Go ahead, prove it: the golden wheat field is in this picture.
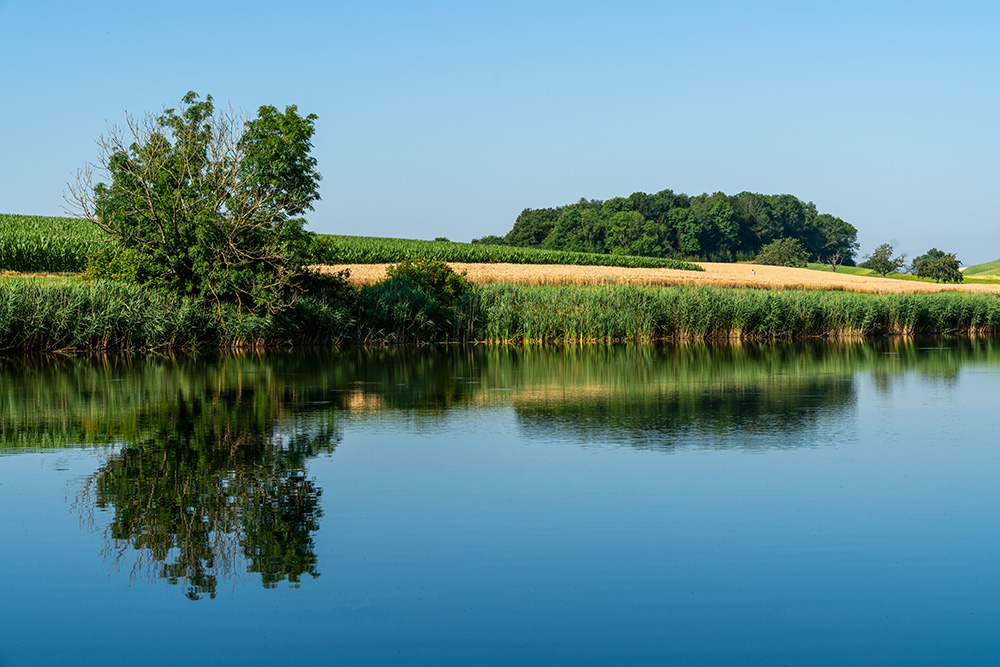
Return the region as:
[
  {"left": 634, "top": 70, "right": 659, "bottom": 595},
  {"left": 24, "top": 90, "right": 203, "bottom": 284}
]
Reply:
[{"left": 315, "top": 262, "right": 1000, "bottom": 295}]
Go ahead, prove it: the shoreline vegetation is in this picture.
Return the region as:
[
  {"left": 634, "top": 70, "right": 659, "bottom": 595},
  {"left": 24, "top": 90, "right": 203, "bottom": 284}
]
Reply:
[
  {"left": 5, "top": 213, "right": 1000, "bottom": 352},
  {"left": 4, "top": 276, "right": 1000, "bottom": 352}
]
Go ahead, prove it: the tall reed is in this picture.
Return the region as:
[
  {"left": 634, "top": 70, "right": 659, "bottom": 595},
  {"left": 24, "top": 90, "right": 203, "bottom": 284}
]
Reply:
[
  {"left": 462, "top": 284, "right": 1000, "bottom": 342},
  {"left": 5, "top": 279, "right": 1000, "bottom": 351},
  {"left": 0, "top": 279, "right": 353, "bottom": 352}
]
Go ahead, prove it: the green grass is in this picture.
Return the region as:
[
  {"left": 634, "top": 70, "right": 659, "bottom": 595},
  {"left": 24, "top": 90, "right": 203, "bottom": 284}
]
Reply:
[
  {"left": 963, "top": 258, "right": 1000, "bottom": 277},
  {"left": 804, "top": 262, "right": 1000, "bottom": 284},
  {"left": 806, "top": 263, "right": 875, "bottom": 276},
  {"left": 0, "top": 213, "right": 106, "bottom": 272},
  {"left": 308, "top": 234, "right": 704, "bottom": 271}
]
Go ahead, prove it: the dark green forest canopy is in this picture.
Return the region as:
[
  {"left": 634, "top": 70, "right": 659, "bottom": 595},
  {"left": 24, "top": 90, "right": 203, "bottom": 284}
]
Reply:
[{"left": 484, "top": 190, "right": 859, "bottom": 264}]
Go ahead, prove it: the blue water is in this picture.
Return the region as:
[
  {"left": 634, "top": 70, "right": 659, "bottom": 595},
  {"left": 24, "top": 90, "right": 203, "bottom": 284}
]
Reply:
[{"left": 2, "top": 342, "right": 1000, "bottom": 665}]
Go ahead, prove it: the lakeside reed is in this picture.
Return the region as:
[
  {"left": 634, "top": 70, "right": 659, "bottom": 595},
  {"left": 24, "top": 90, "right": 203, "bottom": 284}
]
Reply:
[
  {"left": 3, "top": 279, "right": 1000, "bottom": 352},
  {"left": 463, "top": 284, "right": 1000, "bottom": 342},
  {"left": 0, "top": 279, "right": 352, "bottom": 352}
]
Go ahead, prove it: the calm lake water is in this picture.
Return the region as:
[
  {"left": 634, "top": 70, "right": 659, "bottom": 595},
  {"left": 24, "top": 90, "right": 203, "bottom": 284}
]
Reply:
[{"left": 3, "top": 340, "right": 1000, "bottom": 665}]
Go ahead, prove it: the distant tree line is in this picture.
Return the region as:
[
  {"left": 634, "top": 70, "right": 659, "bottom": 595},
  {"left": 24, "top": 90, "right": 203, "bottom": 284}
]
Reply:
[{"left": 475, "top": 190, "right": 860, "bottom": 264}]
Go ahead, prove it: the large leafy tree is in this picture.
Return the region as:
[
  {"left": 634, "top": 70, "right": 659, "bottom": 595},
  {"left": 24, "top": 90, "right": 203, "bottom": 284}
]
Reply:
[
  {"left": 69, "top": 92, "right": 321, "bottom": 313},
  {"left": 813, "top": 213, "right": 860, "bottom": 265},
  {"left": 913, "top": 249, "right": 963, "bottom": 283}
]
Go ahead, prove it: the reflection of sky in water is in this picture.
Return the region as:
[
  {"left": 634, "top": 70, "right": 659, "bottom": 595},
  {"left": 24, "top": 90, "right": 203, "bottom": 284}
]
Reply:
[{"left": 3, "top": 341, "right": 1000, "bottom": 665}]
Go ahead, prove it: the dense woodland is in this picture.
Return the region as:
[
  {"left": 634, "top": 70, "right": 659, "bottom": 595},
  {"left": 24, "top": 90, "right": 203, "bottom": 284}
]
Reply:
[{"left": 477, "top": 190, "right": 860, "bottom": 264}]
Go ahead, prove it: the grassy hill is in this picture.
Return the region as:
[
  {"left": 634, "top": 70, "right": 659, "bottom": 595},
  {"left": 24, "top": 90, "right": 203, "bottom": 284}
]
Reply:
[{"left": 963, "top": 258, "right": 1000, "bottom": 278}]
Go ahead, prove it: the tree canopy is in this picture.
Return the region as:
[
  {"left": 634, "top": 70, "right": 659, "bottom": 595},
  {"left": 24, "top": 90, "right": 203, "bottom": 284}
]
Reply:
[
  {"left": 69, "top": 92, "right": 321, "bottom": 314},
  {"left": 755, "top": 238, "right": 810, "bottom": 267},
  {"left": 484, "top": 190, "right": 859, "bottom": 264},
  {"left": 861, "top": 243, "right": 906, "bottom": 277},
  {"left": 913, "top": 249, "right": 963, "bottom": 283}
]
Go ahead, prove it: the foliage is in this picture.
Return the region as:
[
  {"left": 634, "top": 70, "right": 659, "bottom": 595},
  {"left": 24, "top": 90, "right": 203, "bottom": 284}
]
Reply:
[
  {"left": 909, "top": 247, "right": 947, "bottom": 274},
  {"left": 385, "top": 257, "right": 470, "bottom": 307},
  {"left": 82, "top": 243, "right": 147, "bottom": 282},
  {"left": 497, "top": 190, "right": 859, "bottom": 264},
  {"left": 355, "top": 259, "right": 474, "bottom": 344},
  {"left": 355, "top": 275, "right": 451, "bottom": 344},
  {"left": 755, "top": 238, "right": 809, "bottom": 267},
  {"left": 67, "top": 92, "right": 321, "bottom": 314},
  {"left": 308, "top": 234, "right": 703, "bottom": 271},
  {"left": 0, "top": 213, "right": 105, "bottom": 272},
  {"left": 915, "top": 252, "right": 963, "bottom": 283},
  {"left": 471, "top": 234, "right": 507, "bottom": 245},
  {"left": 860, "top": 243, "right": 906, "bottom": 277}
]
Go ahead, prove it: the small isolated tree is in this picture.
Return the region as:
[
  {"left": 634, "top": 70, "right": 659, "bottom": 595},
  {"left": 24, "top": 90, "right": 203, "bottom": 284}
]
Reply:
[
  {"left": 915, "top": 252, "right": 963, "bottom": 283},
  {"left": 825, "top": 250, "right": 846, "bottom": 272},
  {"left": 68, "top": 91, "right": 321, "bottom": 314},
  {"left": 861, "top": 243, "right": 906, "bottom": 277},
  {"left": 755, "top": 238, "right": 809, "bottom": 267}
]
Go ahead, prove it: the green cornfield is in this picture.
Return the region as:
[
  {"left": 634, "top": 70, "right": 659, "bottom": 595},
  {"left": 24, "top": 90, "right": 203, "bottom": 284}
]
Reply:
[
  {"left": 0, "top": 213, "right": 107, "bottom": 272},
  {"left": 2, "top": 213, "right": 704, "bottom": 274},
  {"left": 308, "top": 234, "right": 704, "bottom": 271}
]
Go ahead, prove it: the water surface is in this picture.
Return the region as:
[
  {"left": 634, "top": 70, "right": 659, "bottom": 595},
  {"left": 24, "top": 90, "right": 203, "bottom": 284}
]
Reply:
[{"left": 2, "top": 340, "right": 1000, "bottom": 665}]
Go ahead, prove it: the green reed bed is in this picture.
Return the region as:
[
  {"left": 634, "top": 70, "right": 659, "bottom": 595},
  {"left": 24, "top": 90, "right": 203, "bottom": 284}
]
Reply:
[
  {"left": 0, "top": 279, "right": 214, "bottom": 351},
  {"left": 466, "top": 284, "right": 1000, "bottom": 342},
  {"left": 6, "top": 279, "right": 1000, "bottom": 351},
  {"left": 0, "top": 279, "right": 353, "bottom": 352}
]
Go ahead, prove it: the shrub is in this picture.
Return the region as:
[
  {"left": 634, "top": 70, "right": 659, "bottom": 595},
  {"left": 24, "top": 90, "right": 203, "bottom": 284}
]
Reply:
[
  {"left": 756, "top": 238, "right": 809, "bottom": 267},
  {"left": 82, "top": 243, "right": 147, "bottom": 283},
  {"left": 385, "top": 258, "right": 470, "bottom": 307},
  {"left": 356, "top": 276, "right": 448, "bottom": 344}
]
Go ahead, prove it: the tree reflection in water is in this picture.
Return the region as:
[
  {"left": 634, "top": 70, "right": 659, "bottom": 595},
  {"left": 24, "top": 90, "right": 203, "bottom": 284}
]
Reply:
[
  {"left": 53, "top": 355, "right": 342, "bottom": 600},
  {"left": 80, "top": 429, "right": 326, "bottom": 600}
]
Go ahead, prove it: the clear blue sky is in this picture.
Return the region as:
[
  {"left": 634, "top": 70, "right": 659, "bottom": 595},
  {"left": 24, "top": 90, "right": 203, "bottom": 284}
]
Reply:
[{"left": 1, "top": 0, "right": 998, "bottom": 263}]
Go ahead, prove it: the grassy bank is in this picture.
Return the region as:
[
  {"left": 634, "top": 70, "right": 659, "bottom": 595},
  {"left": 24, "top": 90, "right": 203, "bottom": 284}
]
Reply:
[{"left": 5, "top": 278, "right": 1000, "bottom": 351}]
